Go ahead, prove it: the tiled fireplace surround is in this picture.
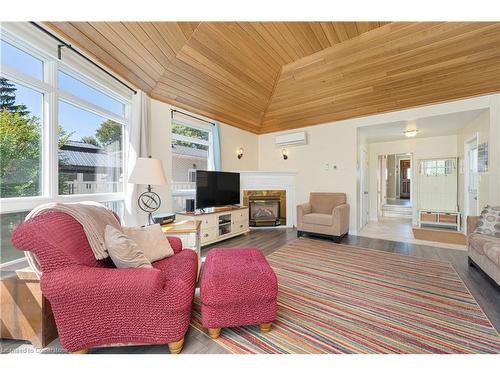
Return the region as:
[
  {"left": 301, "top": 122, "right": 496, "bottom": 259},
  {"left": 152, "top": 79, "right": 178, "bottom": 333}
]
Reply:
[{"left": 239, "top": 171, "right": 297, "bottom": 228}]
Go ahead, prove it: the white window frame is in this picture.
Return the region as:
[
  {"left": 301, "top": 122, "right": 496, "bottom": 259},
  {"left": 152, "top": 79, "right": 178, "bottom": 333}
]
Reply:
[{"left": 0, "top": 23, "right": 133, "bottom": 214}]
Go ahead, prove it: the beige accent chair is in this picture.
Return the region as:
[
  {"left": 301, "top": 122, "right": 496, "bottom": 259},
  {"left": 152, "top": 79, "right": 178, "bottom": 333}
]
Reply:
[
  {"left": 467, "top": 216, "right": 500, "bottom": 287},
  {"left": 297, "top": 192, "right": 349, "bottom": 242}
]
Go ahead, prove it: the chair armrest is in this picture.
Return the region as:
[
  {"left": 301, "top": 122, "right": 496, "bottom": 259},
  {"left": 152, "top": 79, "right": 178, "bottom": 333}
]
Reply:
[
  {"left": 297, "top": 203, "right": 312, "bottom": 216},
  {"left": 332, "top": 204, "right": 350, "bottom": 236},
  {"left": 467, "top": 216, "right": 480, "bottom": 236},
  {"left": 41, "top": 265, "right": 166, "bottom": 301},
  {"left": 297, "top": 203, "right": 312, "bottom": 229},
  {"left": 167, "top": 236, "right": 183, "bottom": 254},
  {"left": 41, "top": 265, "right": 195, "bottom": 312}
]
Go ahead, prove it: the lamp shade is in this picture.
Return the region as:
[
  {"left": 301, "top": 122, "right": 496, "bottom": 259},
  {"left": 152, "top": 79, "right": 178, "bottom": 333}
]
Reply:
[{"left": 128, "top": 157, "right": 167, "bottom": 185}]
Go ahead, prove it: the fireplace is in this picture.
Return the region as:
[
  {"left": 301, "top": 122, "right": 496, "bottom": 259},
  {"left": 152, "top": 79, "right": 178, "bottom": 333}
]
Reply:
[
  {"left": 243, "top": 190, "right": 286, "bottom": 227},
  {"left": 249, "top": 197, "right": 281, "bottom": 226}
]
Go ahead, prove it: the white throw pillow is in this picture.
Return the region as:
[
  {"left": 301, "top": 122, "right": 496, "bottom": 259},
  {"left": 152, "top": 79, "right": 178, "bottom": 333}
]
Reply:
[
  {"left": 104, "top": 225, "right": 152, "bottom": 269},
  {"left": 122, "top": 223, "right": 174, "bottom": 262}
]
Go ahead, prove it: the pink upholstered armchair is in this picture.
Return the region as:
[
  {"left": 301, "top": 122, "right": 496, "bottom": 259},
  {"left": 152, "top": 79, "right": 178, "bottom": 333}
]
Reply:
[{"left": 11, "top": 211, "right": 198, "bottom": 354}]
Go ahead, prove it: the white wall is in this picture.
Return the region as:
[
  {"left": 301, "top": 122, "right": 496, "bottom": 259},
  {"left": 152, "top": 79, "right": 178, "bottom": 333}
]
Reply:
[
  {"left": 219, "top": 123, "right": 259, "bottom": 172},
  {"left": 258, "top": 122, "right": 359, "bottom": 232},
  {"left": 150, "top": 98, "right": 259, "bottom": 214},
  {"left": 368, "top": 135, "right": 458, "bottom": 223}
]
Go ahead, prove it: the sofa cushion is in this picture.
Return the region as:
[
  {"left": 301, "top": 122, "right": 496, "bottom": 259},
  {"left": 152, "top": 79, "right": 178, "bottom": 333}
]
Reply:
[
  {"left": 474, "top": 205, "right": 500, "bottom": 238},
  {"left": 484, "top": 242, "right": 500, "bottom": 266},
  {"left": 303, "top": 213, "right": 334, "bottom": 226},
  {"left": 104, "top": 225, "right": 152, "bottom": 269},
  {"left": 310, "top": 193, "right": 346, "bottom": 214},
  {"left": 469, "top": 233, "right": 498, "bottom": 255},
  {"left": 123, "top": 224, "right": 174, "bottom": 262}
]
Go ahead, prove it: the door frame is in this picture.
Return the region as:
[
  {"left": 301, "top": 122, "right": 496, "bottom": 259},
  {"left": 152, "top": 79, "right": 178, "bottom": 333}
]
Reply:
[
  {"left": 377, "top": 154, "right": 387, "bottom": 218},
  {"left": 464, "top": 133, "right": 479, "bottom": 232},
  {"left": 359, "top": 144, "right": 369, "bottom": 230}
]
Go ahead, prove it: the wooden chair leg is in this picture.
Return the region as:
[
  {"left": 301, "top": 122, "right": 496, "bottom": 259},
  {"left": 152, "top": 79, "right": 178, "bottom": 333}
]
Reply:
[
  {"left": 70, "top": 348, "right": 89, "bottom": 354},
  {"left": 168, "top": 338, "right": 185, "bottom": 354},
  {"left": 260, "top": 323, "right": 272, "bottom": 332},
  {"left": 208, "top": 327, "right": 221, "bottom": 339}
]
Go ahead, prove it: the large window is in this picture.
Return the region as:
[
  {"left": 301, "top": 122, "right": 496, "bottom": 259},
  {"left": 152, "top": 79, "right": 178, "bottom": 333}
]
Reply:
[
  {"left": 0, "top": 25, "right": 131, "bottom": 266},
  {"left": 0, "top": 79, "right": 43, "bottom": 198},
  {"left": 171, "top": 114, "right": 213, "bottom": 212},
  {"left": 58, "top": 100, "right": 123, "bottom": 195}
]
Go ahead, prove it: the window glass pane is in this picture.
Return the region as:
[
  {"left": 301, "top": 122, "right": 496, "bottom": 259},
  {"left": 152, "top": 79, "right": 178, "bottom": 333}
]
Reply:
[
  {"left": 1, "top": 40, "right": 43, "bottom": 80},
  {"left": 58, "top": 101, "right": 123, "bottom": 195},
  {"left": 58, "top": 71, "right": 124, "bottom": 116},
  {"left": 171, "top": 122, "right": 210, "bottom": 212},
  {"left": 1, "top": 211, "right": 29, "bottom": 265},
  {"left": 102, "top": 200, "right": 124, "bottom": 221},
  {"left": 0, "top": 79, "right": 43, "bottom": 198}
]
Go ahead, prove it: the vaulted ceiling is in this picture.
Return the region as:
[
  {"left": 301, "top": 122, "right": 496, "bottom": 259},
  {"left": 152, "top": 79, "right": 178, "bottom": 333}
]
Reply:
[{"left": 46, "top": 22, "right": 500, "bottom": 134}]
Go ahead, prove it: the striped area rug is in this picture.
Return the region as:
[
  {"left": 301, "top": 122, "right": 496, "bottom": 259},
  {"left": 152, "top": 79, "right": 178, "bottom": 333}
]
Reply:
[{"left": 191, "top": 238, "right": 500, "bottom": 353}]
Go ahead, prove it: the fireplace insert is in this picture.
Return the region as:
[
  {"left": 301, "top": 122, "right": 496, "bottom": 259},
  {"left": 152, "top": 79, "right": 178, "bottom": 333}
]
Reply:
[{"left": 249, "top": 197, "right": 281, "bottom": 226}]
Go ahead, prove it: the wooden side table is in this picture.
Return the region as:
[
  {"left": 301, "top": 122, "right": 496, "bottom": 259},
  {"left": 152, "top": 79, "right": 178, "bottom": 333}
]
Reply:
[
  {"left": 1, "top": 267, "right": 58, "bottom": 348},
  {"left": 161, "top": 220, "right": 202, "bottom": 277}
]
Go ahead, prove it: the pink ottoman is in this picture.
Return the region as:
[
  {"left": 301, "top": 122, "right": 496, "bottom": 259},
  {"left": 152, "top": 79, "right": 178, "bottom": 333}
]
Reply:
[{"left": 200, "top": 248, "right": 278, "bottom": 338}]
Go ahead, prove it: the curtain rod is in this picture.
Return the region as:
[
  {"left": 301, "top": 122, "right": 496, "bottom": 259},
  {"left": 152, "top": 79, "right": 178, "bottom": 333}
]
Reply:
[
  {"left": 29, "top": 22, "right": 137, "bottom": 95},
  {"left": 171, "top": 109, "right": 215, "bottom": 126}
]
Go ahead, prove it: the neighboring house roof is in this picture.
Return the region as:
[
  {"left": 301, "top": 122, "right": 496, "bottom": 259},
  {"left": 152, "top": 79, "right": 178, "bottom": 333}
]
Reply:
[
  {"left": 172, "top": 144, "right": 208, "bottom": 159},
  {"left": 59, "top": 140, "right": 122, "bottom": 169}
]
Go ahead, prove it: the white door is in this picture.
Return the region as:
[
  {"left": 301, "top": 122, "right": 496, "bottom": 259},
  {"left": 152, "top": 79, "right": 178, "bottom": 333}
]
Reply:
[
  {"left": 359, "top": 146, "right": 369, "bottom": 228},
  {"left": 464, "top": 137, "right": 479, "bottom": 223}
]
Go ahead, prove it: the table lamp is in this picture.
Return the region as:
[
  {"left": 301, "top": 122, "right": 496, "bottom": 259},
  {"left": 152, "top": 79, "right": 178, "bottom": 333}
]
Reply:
[{"left": 128, "top": 156, "right": 167, "bottom": 225}]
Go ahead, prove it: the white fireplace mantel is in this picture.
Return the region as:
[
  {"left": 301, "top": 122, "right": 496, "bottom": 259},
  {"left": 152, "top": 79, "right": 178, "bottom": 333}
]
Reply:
[{"left": 237, "top": 171, "right": 298, "bottom": 227}]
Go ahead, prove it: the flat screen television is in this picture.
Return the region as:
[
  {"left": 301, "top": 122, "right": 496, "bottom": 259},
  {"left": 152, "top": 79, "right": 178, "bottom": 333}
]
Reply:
[{"left": 196, "top": 171, "right": 240, "bottom": 209}]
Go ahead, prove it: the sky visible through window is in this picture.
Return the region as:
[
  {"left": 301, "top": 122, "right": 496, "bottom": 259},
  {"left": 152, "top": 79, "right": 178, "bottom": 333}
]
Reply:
[{"left": 2, "top": 40, "right": 124, "bottom": 142}]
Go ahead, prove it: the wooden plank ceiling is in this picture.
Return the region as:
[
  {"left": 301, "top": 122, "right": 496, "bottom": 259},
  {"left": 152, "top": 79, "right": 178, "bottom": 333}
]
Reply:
[{"left": 46, "top": 22, "right": 500, "bottom": 134}]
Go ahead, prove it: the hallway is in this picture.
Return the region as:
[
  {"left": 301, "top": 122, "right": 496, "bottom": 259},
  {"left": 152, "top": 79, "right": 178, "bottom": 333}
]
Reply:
[{"left": 358, "top": 217, "right": 466, "bottom": 251}]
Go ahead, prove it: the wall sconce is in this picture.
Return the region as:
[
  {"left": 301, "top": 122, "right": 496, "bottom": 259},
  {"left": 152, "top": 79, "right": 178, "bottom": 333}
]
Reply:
[
  {"left": 237, "top": 148, "right": 244, "bottom": 159},
  {"left": 282, "top": 148, "right": 288, "bottom": 160}
]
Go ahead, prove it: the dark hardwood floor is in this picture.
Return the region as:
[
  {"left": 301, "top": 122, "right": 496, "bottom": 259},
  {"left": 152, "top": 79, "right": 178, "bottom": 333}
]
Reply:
[{"left": 1, "top": 228, "right": 498, "bottom": 354}]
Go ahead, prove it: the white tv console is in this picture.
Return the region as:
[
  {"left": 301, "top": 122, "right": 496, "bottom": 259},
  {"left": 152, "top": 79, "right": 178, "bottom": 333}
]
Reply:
[{"left": 175, "top": 206, "right": 250, "bottom": 246}]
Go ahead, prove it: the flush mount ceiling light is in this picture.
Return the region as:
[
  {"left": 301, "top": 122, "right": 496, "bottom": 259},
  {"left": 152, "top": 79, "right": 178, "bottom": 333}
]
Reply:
[{"left": 404, "top": 129, "right": 419, "bottom": 137}]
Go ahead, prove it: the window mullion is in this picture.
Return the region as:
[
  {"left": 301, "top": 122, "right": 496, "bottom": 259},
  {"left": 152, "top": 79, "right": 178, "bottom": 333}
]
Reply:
[{"left": 45, "top": 59, "right": 59, "bottom": 199}]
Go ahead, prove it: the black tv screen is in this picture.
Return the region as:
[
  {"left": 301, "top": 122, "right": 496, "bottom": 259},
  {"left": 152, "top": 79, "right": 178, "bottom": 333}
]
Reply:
[{"left": 196, "top": 171, "right": 240, "bottom": 209}]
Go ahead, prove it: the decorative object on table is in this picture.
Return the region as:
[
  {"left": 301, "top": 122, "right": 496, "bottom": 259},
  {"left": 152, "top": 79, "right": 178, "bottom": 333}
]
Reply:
[
  {"left": 199, "top": 247, "right": 278, "bottom": 339},
  {"left": 122, "top": 223, "right": 174, "bottom": 262},
  {"left": 152, "top": 212, "right": 176, "bottom": 225},
  {"left": 11, "top": 210, "right": 198, "bottom": 354},
  {"left": 185, "top": 198, "right": 195, "bottom": 212},
  {"left": 128, "top": 156, "right": 167, "bottom": 225},
  {"left": 478, "top": 142, "right": 489, "bottom": 173}
]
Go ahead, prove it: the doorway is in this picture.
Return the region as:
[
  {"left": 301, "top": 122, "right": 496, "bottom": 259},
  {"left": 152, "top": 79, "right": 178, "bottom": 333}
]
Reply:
[
  {"left": 399, "top": 159, "right": 411, "bottom": 199},
  {"left": 378, "top": 153, "right": 413, "bottom": 219}
]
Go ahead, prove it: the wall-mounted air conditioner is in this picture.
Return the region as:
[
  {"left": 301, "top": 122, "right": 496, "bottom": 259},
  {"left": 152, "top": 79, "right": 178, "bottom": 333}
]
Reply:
[{"left": 275, "top": 131, "right": 307, "bottom": 146}]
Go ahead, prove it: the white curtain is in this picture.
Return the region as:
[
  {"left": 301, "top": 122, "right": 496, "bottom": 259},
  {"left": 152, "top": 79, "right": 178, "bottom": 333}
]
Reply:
[{"left": 124, "top": 90, "right": 150, "bottom": 226}]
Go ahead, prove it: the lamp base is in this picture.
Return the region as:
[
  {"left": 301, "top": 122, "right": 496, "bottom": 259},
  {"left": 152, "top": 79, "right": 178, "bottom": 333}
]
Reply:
[{"left": 137, "top": 186, "right": 161, "bottom": 225}]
